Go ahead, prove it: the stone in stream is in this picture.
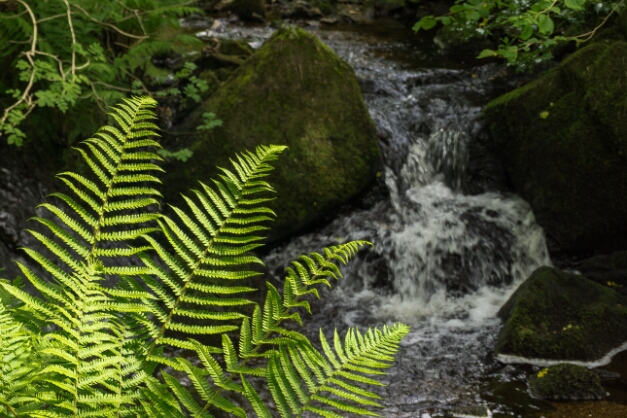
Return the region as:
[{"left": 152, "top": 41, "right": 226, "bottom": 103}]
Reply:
[
  {"left": 529, "top": 364, "right": 606, "bottom": 401},
  {"left": 496, "top": 266, "right": 627, "bottom": 362},
  {"left": 578, "top": 250, "right": 627, "bottom": 297},
  {"left": 483, "top": 41, "right": 627, "bottom": 254},
  {"left": 164, "top": 25, "right": 380, "bottom": 242}
]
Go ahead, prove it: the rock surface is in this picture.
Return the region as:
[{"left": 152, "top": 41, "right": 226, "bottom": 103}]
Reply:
[
  {"left": 529, "top": 364, "right": 606, "bottom": 401},
  {"left": 497, "top": 266, "right": 627, "bottom": 362},
  {"left": 483, "top": 40, "right": 627, "bottom": 254},
  {"left": 164, "top": 25, "right": 380, "bottom": 242},
  {"left": 578, "top": 251, "right": 627, "bottom": 297}
]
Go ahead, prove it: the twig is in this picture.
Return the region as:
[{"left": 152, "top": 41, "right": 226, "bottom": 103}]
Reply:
[
  {"left": 70, "top": 3, "right": 148, "bottom": 40},
  {"left": 61, "top": 0, "right": 77, "bottom": 80},
  {"left": 0, "top": 0, "right": 38, "bottom": 133}
]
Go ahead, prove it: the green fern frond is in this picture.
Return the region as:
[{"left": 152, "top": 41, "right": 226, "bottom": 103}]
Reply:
[
  {"left": 266, "top": 324, "right": 409, "bottom": 418},
  {"left": 141, "top": 145, "right": 287, "bottom": 356}
]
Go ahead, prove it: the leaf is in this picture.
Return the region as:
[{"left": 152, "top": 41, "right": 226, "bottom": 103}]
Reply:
[
  {"left": 477, "top": 49, "right": 499, "bottom": 59},
  {"left": 520, "top": 25, "right": 534, "bottom": 41},
  {"left": 537, "top": 14, "right": 555, "bottom": 34},
  {"left": 565, "top": 0, "right": 585, "bottom": 10},
  {"left": 413, "top": 15, "right": 437, "bottom": 32}
]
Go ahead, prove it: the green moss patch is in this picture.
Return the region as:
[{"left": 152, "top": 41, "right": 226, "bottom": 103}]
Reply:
[{"left": 497, "top": 266, "right": 627, "bottom": 361}]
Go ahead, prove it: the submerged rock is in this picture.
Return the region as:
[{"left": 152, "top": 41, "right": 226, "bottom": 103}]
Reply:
[
  {"left": 484, "top": 41, "right": 627, "bottom": 254},
  {"left": 497, "top": 266, "right": 627, "bottom": 362},
  {"left": 164, "top": 26, "right": 380, "bottom": 242},
  {"left": 529, "top": 364, "right": 606, "bottom": 401}
]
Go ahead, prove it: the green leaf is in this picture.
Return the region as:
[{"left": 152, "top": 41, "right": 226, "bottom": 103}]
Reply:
[
  {"left": 538, "top": 14, "right": 555, "bottom": 34},
  {"left": 477, "top": 49, "right": 498, "bottom": 59},
  {"left": 565, "top": 0, "right": 585, "bottom": 10},
  {"left": 520, "top": 25, "right": 533, "bottom": 41},
  {"left": 413, "top": 15, "right": 437, "bottom": 32}
]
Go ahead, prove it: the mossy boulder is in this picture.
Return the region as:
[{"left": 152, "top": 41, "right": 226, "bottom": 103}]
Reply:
[
  {"left": 529, "top": 364, "right": 606, "bottom": 401},
  {"left": 497, "top": 266, "right": 627, "bottom": 361},
  {"left": 164, "top": 26, "right": 380, "bottom": 242},
  {"left": 483, "top": 41, "right": 627, "bottom": 254}
]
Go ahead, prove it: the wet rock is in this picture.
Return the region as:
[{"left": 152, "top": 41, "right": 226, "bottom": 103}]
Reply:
[
  {"left": 446, "top": 405, "right": 492, "bottom": 417},
  {"left": 320, "top": 16, "right": 338, "bottom": 25},
  {"left": 578, "top": 251, "right": 627, "bottom": 297},
  {"left": 592, "top": 368, "right": 621, "bottom": 381},
  {"left": 529, "top": 364, "right": 606, "bottom": 401},
  {"left": 215, "top": 0, "right": 266, "bottom": 21},
  {"left": 484, "top": 41, "right": 627, "bottom": 254},
  {"left": 338, "top": 4, "right": 374, "bottom": 24},
  {"left": 280, "top": 1, "right": 323, "bottom": 19},
  {"left": 165, "top": 25, "right": 380, "bottom": 242},
  {"left": 497, "top": 266, "right": 627, "bottom": 362}
]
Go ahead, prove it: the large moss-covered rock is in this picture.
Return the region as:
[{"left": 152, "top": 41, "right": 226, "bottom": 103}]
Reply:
[
  {"left": 164, "top": 26, "right": 380, "bottom": 241},
  {"left": 483, "top": 41, "right": 627, "bottom": 253},
  {"left": 529, "top": 364, "right": 606, "bottom": 401},
  {"left": 497, "top": 266, "right": 627, "bottom": 361}
]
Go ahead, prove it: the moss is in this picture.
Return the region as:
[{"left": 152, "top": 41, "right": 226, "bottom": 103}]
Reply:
[
  {"left": 529, "top": 364, "right": 606, "bottom": 400},
  {"left": 483, "top": 41, "right": 627, "bottom": 253},
  {"left": 163, "top": 26, "right": 380, "bottom": 242},
  {"left": 497, "top": 266, "right": 627, "bottom": 361}
]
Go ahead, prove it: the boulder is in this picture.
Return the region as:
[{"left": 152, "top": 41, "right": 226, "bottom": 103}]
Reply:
[
  {"left": 529, "top": 364, "right": 606, "bottom": 401},
  {"left": 579, "top": 251, "right": 627, "bottom": 297},
  {"left": 497, "top": 266, "right": 627, "bottom": 362},
  {"left": 483, "top": 41, "right": 627, "bottom": 254},
  {"left": 164, "top": 26, "right": 380, "bottom": 242}
]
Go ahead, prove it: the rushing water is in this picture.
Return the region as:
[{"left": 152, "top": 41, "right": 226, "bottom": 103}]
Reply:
[{"left": 199, "top": 19, "right": 556, "bottom": 416}]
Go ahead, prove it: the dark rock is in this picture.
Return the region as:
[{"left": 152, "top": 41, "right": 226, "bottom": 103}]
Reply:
[
  {"left": 338, "top": 4, "right": 374, "bottom": 24},
  {"left": 497, "top": 266, "right": 627, "bottom": 362},
  {"left": 529, "top": 364, "right": 606, "bottom": 400},
  {"left": 216, "top": 0, "right": 266, "bottom": 21},
  {"left": 165, "top": 26, "right": 380, "bottom": 243},
  {"left": 578, "top": 251, "right": 627, "bottom": 296},
  {"left": 320, "top": 16, "right": 338, "bottom": 25},
  {"left": 592, "top": 368, "right": 621, "bottom": 381},
  {"left": 484, "top": 41, "right": 627, "bottom": 254},
  {"left": 280, "top": 1, "right": 323, "bottom": 19}
]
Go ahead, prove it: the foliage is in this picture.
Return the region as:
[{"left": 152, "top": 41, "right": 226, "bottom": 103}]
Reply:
[
  {"left": 0, "top": 96, "right": 409, "bottom": 417},
  {"left": 414, "top": 0, "right": 626, "bottom": 69},
  {"left": 0, "top": 0, "right": 203, "bottom": 146}
]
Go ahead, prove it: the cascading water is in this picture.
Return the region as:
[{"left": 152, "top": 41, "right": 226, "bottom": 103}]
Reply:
[{"left": 210, "top": 22, "right": 554, "bottom": 416}]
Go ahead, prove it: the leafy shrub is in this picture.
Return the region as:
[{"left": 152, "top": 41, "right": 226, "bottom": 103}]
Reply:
[
  {"left": 0, "top": 96, "right": 409, "bottom": 417},
  {"left": 0, "top": 0, "right": 203, "bottom": 146},
  {"left": 414, "top": 0, "right": 626, "bottom": 69}
]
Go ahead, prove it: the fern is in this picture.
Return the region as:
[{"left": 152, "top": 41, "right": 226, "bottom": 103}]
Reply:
[
  {"left": 0, "top": 96, "right": 162, "bottom": 417},
  {"left": 0, "top": 96, "right": 409, "bottom": 417}
]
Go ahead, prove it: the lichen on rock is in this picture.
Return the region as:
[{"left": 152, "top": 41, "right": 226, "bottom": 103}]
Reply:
[
  {"left": 163, "top": 25, "right": 380, "bottom": 242},
  {"left": 497, "top": 266, "right": 627, "bottom": 362}
]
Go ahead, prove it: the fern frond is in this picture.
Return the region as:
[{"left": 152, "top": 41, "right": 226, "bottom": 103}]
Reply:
[
  {"left": 141, "top": 145, "right": 287, "bottom": 356},
  {"left": 265, "top": 324, "right": 409, "bottom": 418}
]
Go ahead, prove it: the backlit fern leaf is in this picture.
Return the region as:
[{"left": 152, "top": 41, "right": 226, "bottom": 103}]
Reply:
[
  {"left": 140, "top": 145, "right": 287, "bottom": 359},
  {"left": 0, "top": 96, "right": 162, "bottom": 417},
  {"left": 267, "top": 324, "right": 409, "bottom": 418}
]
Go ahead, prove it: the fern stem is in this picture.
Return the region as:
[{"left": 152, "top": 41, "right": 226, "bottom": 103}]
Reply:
[{"left": 0, "top": 400, "right": 20, "bottom": 418}]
